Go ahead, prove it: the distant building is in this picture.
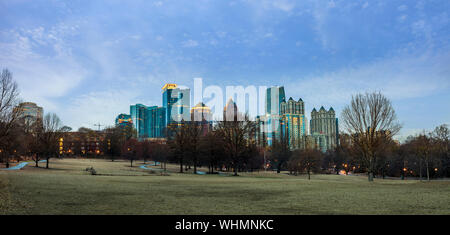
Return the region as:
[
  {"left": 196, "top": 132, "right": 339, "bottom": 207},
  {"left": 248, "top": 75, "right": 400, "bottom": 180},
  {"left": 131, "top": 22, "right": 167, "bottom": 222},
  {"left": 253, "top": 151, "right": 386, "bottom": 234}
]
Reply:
[
  {"left": 191, "top": 102, "right": 213, "bottom": 136},
  {"left": 130, "top": 104, "right": 149, "bottom": 138},
  {"left": 147, "top": 106, "right": 166, "bottom": 138},
  {"left": 162, "top": 83, "right": 190, "bottom": 129},
  {"left": 223, "top": 98, "right": 239, "bottom": 121},
  {"left": 280, "top": 97, "right": 307, "bottom": 149},
  {"left": 16, "top": 102, "right": 43, "bottom": 127},
  {"left": 115, "top": 114, "right": 133, "bottom": 127},
  {"left": 129, "top": 104, "right": 166, "bottom": 139},
  {"left": 259, "top": 86, "right": 286, "bottom": 146},
  {"left": 310, "top": 106, "right": 339, "bottom": 152}
]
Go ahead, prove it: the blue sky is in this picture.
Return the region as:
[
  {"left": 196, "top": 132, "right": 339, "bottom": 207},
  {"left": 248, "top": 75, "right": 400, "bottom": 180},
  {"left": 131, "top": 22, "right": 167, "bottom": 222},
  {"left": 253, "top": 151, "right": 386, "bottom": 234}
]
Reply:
[{"left": 0, "top": 0, "right": 449, "bottom": 140}]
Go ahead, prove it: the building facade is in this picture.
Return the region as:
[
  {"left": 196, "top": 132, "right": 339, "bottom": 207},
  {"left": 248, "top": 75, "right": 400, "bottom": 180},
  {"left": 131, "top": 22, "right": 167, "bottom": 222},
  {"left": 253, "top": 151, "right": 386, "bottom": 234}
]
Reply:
[
  {"left": 130, "top": 104, "right": 149, "bottom": 138},
  {"left": 261, "top": 86, "right": 286, "bottom": 146},
  {"left": 310, "top": 106, "right": 339, "bottom": 152},
  {"left": 16, "top": 102, "right": 43, "bottom": 127},
  {"left": 162, "top": 84, "right": 190, "bottom": 129},
  {"left": 147, "top": 106, "right": 166, "bottom": 138},
  {"left": 280, "top": 97, "right": 307, "bottom": 149}
]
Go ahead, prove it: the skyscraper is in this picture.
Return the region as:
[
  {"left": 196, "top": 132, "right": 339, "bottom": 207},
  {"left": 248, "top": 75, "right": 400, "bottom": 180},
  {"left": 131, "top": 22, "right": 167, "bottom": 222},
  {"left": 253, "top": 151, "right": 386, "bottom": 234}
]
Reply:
[
  {"left": 147, "top": 106, "right": 166, "bottom": 138},
  {"left": 264, "top": 86, "right": 286, "bottom": 146},
  {"left": 310, "top": 106, "right": 339, "bottom": 152},
  {"left": 130, "top": 104, "right": 149, "bottom": 138},
  {"left": 162, "top": 84, "right": 190, "bottom": 128},
  {"left": 280, "top": 97, "right": 306, "bottom": 149}
]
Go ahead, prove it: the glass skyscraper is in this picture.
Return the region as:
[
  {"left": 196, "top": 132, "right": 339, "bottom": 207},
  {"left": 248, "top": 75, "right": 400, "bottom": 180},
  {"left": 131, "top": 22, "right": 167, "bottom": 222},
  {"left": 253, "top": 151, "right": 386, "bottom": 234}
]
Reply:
[
  {"left": 130, "top": 104, "right": 166, "bottom": 139},
  {"left": 130, "top": 104, "right": 149, "bottom": 138},
  {"left": 264, "top": 86, "right": 286, "bottom": 146},
  {"left": 162, "top": 84, "right": 190, "bottom": 128}
]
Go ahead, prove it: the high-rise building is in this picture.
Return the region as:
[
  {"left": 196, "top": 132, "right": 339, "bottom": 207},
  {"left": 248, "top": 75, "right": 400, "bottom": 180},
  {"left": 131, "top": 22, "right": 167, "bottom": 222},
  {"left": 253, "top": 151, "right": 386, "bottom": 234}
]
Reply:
[
  {"left": 263, "top": 86, "right": 286, "bottom": 146},
  {"left": 162, "top": 84, "right": 190, "bottom": 128},
  {"left": 115, "top": 114, "right": 133, "bottom": 127},
  {"left": 191, "top": 102, "right": 213, "bottom": 136},
  {"left": 223, "top": 98, "right": 239, "bottom": 121},
  {"left": 16, "top": 102, "right": 43, "bottom": 127},
  {"left": 130, "top": 104, "right": 166, "bottom": 139},
  {"left": 191, "top": 102, "right": 212, "bottom": 122},
  {"left": 147, "top": 106, "right": 166, "bottom": 138},
  {"left": 280, "top": 97, "right": 306, "bottom": 149},
  {"left": 130, "top": 104, "right": 149, "bottom": 138},
  {"left": 310, "top": 106, "right": 339, "bottom": 152}
]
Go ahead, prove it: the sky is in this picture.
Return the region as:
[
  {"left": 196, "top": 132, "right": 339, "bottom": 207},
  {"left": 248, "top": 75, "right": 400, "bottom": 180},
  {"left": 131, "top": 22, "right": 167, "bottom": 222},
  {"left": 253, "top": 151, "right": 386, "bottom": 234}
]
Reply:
[{"left": 0, "top": 0, "right": 449, "bottom": 141}]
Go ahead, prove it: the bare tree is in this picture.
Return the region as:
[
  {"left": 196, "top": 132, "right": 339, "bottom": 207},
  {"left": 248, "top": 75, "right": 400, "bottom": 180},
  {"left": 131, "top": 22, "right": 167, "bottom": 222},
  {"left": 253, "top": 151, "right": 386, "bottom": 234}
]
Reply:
[
  {"left": 290, "top": 148, "right": 323, "bottom": 180},
  {"left": 0, "top": 69, "right": 21, "bottom": 168},
  {"left": 341, "top": 92, "right": 401, "bottom": 182},
  {"left": 216, "top": 113, "right": 256, "bottom": 176},
  {"left": 269, "top": 131, "right": 291, "bottom": 173},
  {"left": 34, "top": 113, "right": 64, "bottom": 168}
]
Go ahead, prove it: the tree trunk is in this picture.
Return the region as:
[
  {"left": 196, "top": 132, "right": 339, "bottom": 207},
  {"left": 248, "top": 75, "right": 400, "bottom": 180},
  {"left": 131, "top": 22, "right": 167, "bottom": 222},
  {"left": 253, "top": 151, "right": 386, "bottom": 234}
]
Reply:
[
  {"left": 426, "top": 160, "right": 430, "bottom": 181},
  {"left": 180, "top": 158, "right": 183, "bottom": 173},
  {"left": 419, "top": 158, "right": 423, "bottom": 181},
  {"left": 194, "top": 156, "right": 197, "bottom": 174},
  {"left": 277, "top": 162, "right": 281, "bottom": 174},
  {"left": 130, "top": 159, "right": 133, "bottom": 167},
  {"left": 46, "top": 158, "right": 49, "bottom": 169},
  {"left": 308, "top": 170, "right": 311, "bottom": 180},
  {"left": 368, "top": 172, "right": 374, "bottom": 182}
]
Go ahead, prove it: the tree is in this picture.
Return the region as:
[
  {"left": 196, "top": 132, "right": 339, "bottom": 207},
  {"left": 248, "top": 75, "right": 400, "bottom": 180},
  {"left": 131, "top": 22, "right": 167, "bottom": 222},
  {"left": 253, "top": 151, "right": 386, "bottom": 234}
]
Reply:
[
  {"left": 169, "top": 120, "right": 191, "bottom": 173},
  {"left": 153, "top": 141, "right": 170, "bottom": 171},
  {"left": 122, "top": 138, "right": 139, "bottom": 167},
  {"left": 269, "top": 131, "right": 291, "bottom": 173},
  {"left": 199, "top": 131, "right": 225, "bottom": 173},
  {"left": 35, "top": 113, "right": 64, "bottom": 168},
  {"left": 410, "top": 133, "right": 433, "bottom": 181},
  {"left": 431, "top": 124, "right": 449, "bottom": 177},
  {"left": 341, "top": 92, "right": 401, "bottom": 182},
  {"left": 216, "top": 113, "right": 256, "bottom": 176},
  {"left": 0, "top": 69, "right": 21, "bottom": 168},
  {"left": 291, "top": 148, "right": 323, "bottom": 180}
]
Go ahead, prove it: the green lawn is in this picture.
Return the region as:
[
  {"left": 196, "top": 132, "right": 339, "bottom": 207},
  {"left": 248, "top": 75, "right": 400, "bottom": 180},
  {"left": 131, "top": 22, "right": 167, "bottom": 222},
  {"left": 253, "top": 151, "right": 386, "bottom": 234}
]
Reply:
[{"left": 1, "top": 158, "right": 449, "bottom": 215}]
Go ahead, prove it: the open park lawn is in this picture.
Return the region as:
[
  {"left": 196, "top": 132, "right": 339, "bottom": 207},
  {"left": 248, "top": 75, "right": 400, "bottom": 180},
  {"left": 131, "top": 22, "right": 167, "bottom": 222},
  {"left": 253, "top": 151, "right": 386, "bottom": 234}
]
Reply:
[{"left": 1, "top": 158, "right": 449, "bottom": 215}]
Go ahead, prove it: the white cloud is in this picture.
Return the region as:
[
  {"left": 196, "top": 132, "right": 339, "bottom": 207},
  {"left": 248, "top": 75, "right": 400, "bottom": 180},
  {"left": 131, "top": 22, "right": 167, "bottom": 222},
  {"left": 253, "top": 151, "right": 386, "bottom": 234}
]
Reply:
[
  {"left": 397, "top": 5, "right": 408, "bottom": 11},
  {"left": 61, "top": 90, "right": 142, "bottom": 129},
  {"left": 182, "top": 39, "right": 199, "bottom": 48},
  {"left": 362, "top": 2, "right": 369, "bottom": 9},
  {"left": 0, "top": 26, "right": 86, "bottom": 112},
  {"left": 286, "top": 50, "right": 450, "bottom": 116}
]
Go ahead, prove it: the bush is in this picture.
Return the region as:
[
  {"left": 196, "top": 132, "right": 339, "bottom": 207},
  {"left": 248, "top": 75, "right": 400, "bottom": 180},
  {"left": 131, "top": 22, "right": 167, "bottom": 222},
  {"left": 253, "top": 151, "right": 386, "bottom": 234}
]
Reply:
[{"left": 85, "top": 167, "right": 97, "bottom": 175}]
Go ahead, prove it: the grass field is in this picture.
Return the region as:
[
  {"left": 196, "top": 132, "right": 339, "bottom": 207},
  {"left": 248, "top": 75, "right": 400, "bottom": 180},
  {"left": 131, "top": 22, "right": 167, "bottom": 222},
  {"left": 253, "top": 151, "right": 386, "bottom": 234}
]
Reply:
[{"left": 1, "top": 158, "right": 449, "bottom": 215}]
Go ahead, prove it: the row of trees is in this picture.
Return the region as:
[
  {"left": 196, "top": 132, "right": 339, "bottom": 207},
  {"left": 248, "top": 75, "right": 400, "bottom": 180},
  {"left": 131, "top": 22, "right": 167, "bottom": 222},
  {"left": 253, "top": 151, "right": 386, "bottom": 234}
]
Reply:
[{"left": 322, "top": 124, "right": 450, "bottom": 181}]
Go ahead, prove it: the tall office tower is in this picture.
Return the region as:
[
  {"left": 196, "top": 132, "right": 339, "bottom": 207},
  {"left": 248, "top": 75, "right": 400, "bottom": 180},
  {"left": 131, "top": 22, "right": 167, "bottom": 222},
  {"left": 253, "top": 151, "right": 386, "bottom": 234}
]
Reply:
[
  {"left": 223, "top": 98, "right": 239, "bottom": 121},
  {"left": 310, "top": 106, "right": 339, "bottom": 152},
  {"left": 280, "top": 97, "right": 306, "bottom": 149},
  {"left": 16, "top": 102, "right": 43, "bottom": 127},
  {"left": 191, "top": 102, "right": 212, "bottom": 122},
  {"left": 191, "top": 102, "right": 213, "bottom": 136},
  {"left": 115, "top": 114, "right": 133, "bottom": 128},
  {"left": 130, "top": 104, "right": 149, "bottom": 138},
  {"left": 264, "top": 86, "right": 286, "bottom": 146},
  {"left": 162, "top": 84, "right": 191, "bottom": 128},
  {"left": 147, "top": 106, "right": 166, "bottom": 138}
]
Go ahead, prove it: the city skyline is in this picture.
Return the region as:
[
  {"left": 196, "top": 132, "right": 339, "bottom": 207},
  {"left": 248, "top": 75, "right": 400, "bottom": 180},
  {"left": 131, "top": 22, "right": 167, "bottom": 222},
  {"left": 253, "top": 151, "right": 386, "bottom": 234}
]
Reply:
[{"left": 1, "top": 0, "right": 449, "bottom": 141}]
